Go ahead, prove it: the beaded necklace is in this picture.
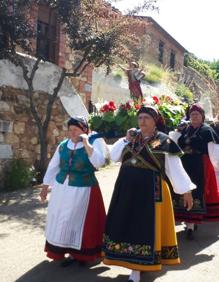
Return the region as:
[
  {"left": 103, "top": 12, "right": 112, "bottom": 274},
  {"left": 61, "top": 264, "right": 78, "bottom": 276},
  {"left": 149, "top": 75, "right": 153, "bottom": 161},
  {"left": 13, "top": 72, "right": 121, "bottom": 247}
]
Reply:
[
  {"left": 131, "top": 129, "right": 157, "bottom": 154},
  {"left": 183, "top": 124, "right": 202, "bottom": 144}
]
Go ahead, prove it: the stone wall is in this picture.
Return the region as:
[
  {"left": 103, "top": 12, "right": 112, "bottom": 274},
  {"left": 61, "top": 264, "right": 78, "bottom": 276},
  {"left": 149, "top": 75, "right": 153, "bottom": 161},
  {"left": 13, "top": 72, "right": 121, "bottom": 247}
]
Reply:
[
  {"left": 180, "top": 66, "right": 219, "bottom": 118},
  {"left": 0, "top": 58, "right": 89, "bottom": 119},
  {"left": 142, "top": 24, "right": 185, "bottom": 71},
  {"left": 0, "top": 86, "right": 69, "bottom": 186}
]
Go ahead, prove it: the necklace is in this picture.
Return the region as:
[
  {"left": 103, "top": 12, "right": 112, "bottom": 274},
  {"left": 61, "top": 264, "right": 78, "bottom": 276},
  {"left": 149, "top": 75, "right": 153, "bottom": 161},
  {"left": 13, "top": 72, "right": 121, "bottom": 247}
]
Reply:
[
  {"left": 129, "top": 131, "right": 157, "bottom": 165},
  {"left": 131, "top": 130, "right": 157, "bottom": 154},
  {"left": 184, "top": 125, "right": 202, "bottom": 144}
]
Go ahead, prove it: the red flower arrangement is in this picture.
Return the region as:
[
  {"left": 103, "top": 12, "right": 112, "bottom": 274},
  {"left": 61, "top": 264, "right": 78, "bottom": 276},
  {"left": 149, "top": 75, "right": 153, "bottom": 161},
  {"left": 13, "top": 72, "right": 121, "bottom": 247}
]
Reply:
[
  {"left": 152, "top": 96, "right": 160, "bottom": 104},
  {"left": 100, "top": 101, "right": 117, "bottom": 113},
  {"left": 134, "top": 104, "right": 141, "bottom": 110},
  {"left": 89, "top": 96, "right": 186, "bottom": 135},
  {"left": 119, "top": 101, "right": 132, "bottom": 111}
]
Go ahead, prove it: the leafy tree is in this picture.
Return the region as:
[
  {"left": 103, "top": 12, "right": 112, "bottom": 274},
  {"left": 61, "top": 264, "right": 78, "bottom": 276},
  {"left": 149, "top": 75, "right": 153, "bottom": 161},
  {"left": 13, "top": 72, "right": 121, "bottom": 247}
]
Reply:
[
  {"left": 0, "top": 0, "right": 34, "bottom": 57},
  {"left": 185, "top": 53, "right": 218, "bottom": 81},
  {"left": 207, "top": 60, "right": 219, "bottom": 80},
  {"left": 0, "top": 0, "right": 158, "bottom": 180}
]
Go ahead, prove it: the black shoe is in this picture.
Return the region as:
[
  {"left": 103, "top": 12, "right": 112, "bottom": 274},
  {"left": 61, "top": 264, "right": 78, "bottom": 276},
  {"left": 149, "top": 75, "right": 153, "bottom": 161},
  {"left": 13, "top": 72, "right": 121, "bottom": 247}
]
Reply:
[
  {"left": 60, "top": 257, "right": 75, "bottom": 267},
  {"left": 186, "top": 229, "right": 194, "bottom": 240},
  {"left": 127, "top": 280, "right": 134, "bottom": 282}
]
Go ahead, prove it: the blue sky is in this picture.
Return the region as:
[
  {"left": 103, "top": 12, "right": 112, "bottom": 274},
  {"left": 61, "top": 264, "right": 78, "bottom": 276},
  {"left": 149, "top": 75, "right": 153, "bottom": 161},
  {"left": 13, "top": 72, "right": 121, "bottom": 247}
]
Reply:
[{"left": 113, "top": 0, "right": 219, "bottom": 61}]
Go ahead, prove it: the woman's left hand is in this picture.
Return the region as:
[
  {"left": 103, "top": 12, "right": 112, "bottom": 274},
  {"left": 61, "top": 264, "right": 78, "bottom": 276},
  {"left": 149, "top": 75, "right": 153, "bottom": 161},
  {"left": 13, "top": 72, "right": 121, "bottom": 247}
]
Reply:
[
  {"left": 79, "top": 133, "right": 89, "bottom": 143},
  {"left": 40, "top": 185, "right": 49, "bottom": 202},
  {"left": 80, "top": 133, "right": 93, "bottom": 157},
  {"left": 183, "top": 192, "right": 193, "bottom": 211}
]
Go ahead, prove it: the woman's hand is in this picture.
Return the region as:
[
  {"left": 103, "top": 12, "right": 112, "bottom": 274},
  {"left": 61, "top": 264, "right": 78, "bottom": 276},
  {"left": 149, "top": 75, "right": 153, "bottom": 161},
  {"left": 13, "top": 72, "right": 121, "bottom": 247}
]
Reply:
[
  {"left": 79, "top": 133, "right": 89, "bottom": 144},
  {"left": 126, "top": 128, "right": 138, "bottom": 142},
  {"left": 40, "top": 185, "right": 49, "bottom": 202},
  {"left": 80, "top": 134, "right": 93, "bottom": 157},
  {"left": 183, "top": 192, "right": 193, "bottom": 211}
]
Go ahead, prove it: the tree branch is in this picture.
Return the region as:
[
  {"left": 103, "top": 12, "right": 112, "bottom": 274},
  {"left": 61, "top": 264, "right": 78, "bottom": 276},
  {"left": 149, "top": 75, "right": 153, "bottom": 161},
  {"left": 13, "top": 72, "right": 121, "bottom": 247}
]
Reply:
[
  {"left": 65, "top": 53, "right": 89, "bottom": 77},
  {"left": 18, "top": 56, "right": 43, "bottom": 130},
  {"left": 43, "top": 68, "right": 66, "bottom": 131},
  {"left": 79, "top": 62, "right": 89, "bottom": 74},
  {"left": 30, "top": 57, "right": 41, "bottom": 82}
]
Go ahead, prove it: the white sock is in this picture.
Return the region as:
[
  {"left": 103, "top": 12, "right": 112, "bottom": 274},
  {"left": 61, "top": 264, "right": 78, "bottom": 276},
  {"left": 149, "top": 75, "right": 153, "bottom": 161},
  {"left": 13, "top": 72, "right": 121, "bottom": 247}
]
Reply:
[
  {"left": 129, "top": 270, "right": 140, "bottom": 282},
  {"left": 186, "top": 223, "right": 194, "bottom": 230}
]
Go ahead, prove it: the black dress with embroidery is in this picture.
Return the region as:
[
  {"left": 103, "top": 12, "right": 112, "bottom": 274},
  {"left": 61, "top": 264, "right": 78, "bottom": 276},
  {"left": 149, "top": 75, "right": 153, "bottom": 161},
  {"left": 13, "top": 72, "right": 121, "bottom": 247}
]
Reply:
[
  {"left": 173, "top": 123, "right": 219, "bottom": 223},
  {"left": 103, "top": 131, "right": 182, "bottom": 270}
]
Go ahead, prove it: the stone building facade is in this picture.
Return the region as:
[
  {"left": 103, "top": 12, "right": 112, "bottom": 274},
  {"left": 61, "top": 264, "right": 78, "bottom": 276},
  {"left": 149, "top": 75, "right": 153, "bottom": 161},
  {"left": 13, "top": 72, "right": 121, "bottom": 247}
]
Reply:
[
  {"left": 132, "top": 16, "right": 187, "bottom": 72},
  {"left": 29, "top": 4, "right": 188, "bottom": 105},
  {"left": 29, "top": 3, "right": 93, "bottom": 109}
]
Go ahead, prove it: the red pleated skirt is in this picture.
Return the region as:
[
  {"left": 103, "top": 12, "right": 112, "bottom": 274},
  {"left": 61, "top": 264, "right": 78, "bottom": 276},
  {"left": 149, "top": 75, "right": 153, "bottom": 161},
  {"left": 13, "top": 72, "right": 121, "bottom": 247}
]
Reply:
[
  {"left": 203, "top": 155, "right": 219, "bottom": 221},
  {"left": 45, "top": 185, "right": 106, "bottom": 262},
  {"left": 175, "top": 155, "right": 219, "bottom": 223}
]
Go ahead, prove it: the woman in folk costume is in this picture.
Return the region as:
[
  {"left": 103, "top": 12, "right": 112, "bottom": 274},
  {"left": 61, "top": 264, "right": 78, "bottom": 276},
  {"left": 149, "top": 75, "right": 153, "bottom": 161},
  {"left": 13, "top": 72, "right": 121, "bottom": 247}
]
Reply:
[
  {"left": 171, "top": 104, "right": 219, "bottom": 240},
  {"left": 40, "top": 116, "right": 106, "bottom": 265},
  {"left": 103, "top": 106, "right": 195, "bottom": 282}
]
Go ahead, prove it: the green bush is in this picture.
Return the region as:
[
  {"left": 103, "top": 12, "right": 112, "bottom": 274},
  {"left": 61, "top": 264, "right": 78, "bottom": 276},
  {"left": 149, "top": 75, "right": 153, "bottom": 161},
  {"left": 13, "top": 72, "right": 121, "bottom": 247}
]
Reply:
[
  {"left": 112, "top": 69, "right": 124, "bottom": 81},
  {"left": 186, "top": 55, "right": 218, "bottom": 80},
  {"left": 114, "top": 108, "right": 137, "bottom": 135},
  {"left": 175, "top": 84, "right": 193, "bottom": 102},
  {"left": 3, "top": 159, "right": 36, "bottom": 191},
  {"left": 142, "top": 65, "right": 164, "bottom": 84},
  {"left": 89, "top": 111, "right": 118, "bottom": 133}
]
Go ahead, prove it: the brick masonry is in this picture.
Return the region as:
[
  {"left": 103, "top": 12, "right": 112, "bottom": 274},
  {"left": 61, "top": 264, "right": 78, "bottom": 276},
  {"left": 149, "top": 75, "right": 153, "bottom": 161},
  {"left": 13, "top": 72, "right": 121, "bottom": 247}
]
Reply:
[
  {"left": 28, "top": 3, "right": 93, "bottom": 110},
  {"left": 130, "top": 17, "right": 186, "bottom": 72}
]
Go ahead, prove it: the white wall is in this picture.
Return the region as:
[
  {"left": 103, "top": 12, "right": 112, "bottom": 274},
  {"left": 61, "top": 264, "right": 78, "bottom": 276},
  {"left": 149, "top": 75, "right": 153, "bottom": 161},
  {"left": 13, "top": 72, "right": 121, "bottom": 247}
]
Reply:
[{"left": 0, "top": 56, "right": 89, "bottom": 118}]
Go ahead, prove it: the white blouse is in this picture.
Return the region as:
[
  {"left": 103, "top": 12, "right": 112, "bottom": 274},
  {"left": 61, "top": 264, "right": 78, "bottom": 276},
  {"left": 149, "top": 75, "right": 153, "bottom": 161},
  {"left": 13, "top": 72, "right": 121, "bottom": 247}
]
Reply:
[
  {"left": 43, "top": 137, "right": 107, "bottom": 186},
  {"left": 110, "top": 138, "right": 196, "bottom": 195}
]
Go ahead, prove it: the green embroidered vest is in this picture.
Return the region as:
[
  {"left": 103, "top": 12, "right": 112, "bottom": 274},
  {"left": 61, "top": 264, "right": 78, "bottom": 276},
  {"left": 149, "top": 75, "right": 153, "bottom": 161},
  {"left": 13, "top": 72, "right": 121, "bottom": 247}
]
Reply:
[{"left": 56, "top": 139, "right": 98, "bottom": 187}]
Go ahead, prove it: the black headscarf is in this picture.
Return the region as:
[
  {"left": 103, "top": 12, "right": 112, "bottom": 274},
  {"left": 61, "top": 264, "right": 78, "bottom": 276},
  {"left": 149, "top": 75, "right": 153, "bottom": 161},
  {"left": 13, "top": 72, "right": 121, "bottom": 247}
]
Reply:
[
  {"left": 137, "top": 106, "right": 159, "bottom": 122},
  {"left": 67, "top": 116, "right": 89, "bottom": 134},
  {"left": 137, "top": 106, "right": 166, "bottom": 132},
  {"left": 189, "top": 103, "right": 205, "bottom": 121}
]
